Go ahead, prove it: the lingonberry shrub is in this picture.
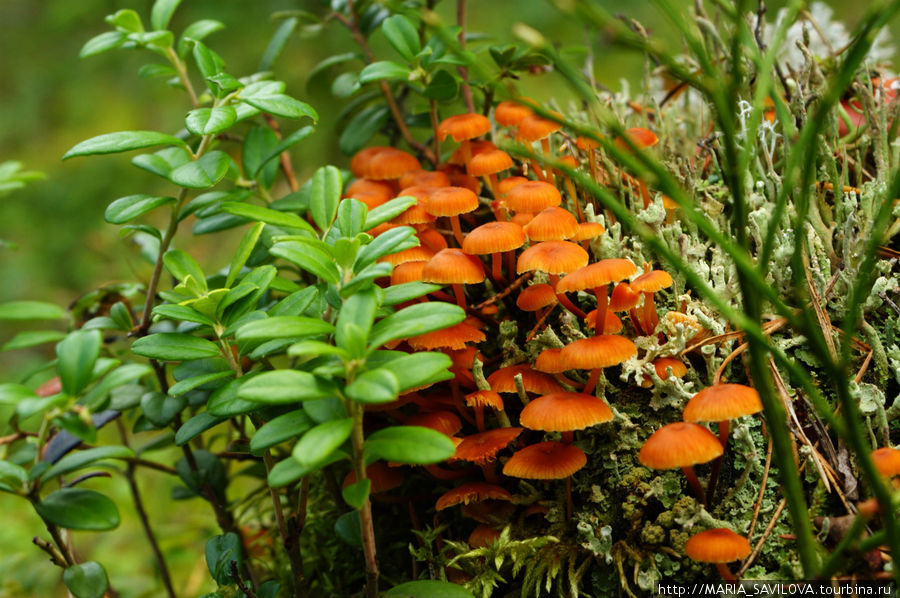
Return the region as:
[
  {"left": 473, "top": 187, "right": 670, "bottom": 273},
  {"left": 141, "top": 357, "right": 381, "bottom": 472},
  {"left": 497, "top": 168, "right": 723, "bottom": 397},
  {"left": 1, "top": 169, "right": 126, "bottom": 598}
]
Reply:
[{"left": 3, "top": 1, "right": 900, "bottom": 597}]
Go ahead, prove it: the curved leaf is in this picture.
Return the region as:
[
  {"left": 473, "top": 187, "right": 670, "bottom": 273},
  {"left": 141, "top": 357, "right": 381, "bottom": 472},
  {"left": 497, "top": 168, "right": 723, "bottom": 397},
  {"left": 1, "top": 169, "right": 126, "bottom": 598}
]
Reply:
[
  {"left": 63, "top": 131, "right": 185, "bottom": 160},
  {"left": 35, "top": 488, "right": 120, "bottom": 531}
]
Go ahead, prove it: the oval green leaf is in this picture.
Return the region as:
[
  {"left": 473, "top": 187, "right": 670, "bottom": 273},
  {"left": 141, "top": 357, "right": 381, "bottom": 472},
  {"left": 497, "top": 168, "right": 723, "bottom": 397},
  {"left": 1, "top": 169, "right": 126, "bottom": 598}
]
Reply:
[
  {"left": 41, "top": 446, "right": 134, "bottom": 483},
  {"left": 385, "top": 580, "right": 475, "bottom": 598},
  {"left": 35, "top": 488, "right": 120, "bottom": 531},
  {"left": 132, "top": 333, "right": 221, "bottom": 361},
  {"left": 250, "top": 410, "right": 313, "bottom": 453},
  {"left": 105, "top": 195, "right": 175, "bottom": 224},
  {"left": 344, "top": 368, "right": 398, "bottom": 404},
  {"left": 185, "top": 106, "right": 237, "bottom": 135},
  {"left": 359, "top": 61, "right": 411, "bottom": 84},
  {"left": 237, "top": 370, "right": 337, "bottom": 404},
  {"left": 63, "top": 131, "right": 185, "bottom": 160},
  {"left": 235, "top": 316, "right": 334, "bottom": 341},
  {"left": 242, "top": 95, "right": 318, "bottom": 121},
  {"left": 365, "top": 426, "right": 455, "bottom": 465},
  {"left": 64, "top": 562, "right": 109, "bottom": 598},
  {"left": 56, "top": 330, "right": 102, "bottom": 396},
  {"left": 0, "top": 301, "right": 67, "bottom": 321},
  {"left": 368, "top": 302, "right": 465, "bottom": 349},
  {"left": 169, "top": 151, "right": 231, "bottom": 189},
  {"left": 292, "top": 418, "right": 352, "bottom": 467}
]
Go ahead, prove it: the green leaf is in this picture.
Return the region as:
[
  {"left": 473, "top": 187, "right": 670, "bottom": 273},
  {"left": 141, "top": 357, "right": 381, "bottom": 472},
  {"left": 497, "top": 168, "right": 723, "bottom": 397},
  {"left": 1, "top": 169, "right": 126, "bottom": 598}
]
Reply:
[
  {"left": 205, "top": 533, "right": 241, "bottom": 586},
  {"left": 153, "top": 304, "right": 216, "bottom": 327},
  {"left": 292, "top": 418, "right": 352, "bottom": 467},
  {"left": 168, "top": 370, "right": 233, "bottom": 396},
  {"left": 41, "top": 446, "right": 134, "bottom": 483},
  {"left": 219, "top": 202, "right": 314, "bottom": 232},
  {"left": 342, "top": 478, "right": 370, "bottom": 510},
  {"left": 191, "top": 40, "right": 223, "bottom": 78},
  {"left": 359, "top": 61, "right": 411, "bottom": 84},
  {"left": 365, "top": 426, "right": 456, "bottom": 464},
  {"left": 2, "top": 330, "right": 66, "bottom": 352},
  {"left": 0, "top": 460, "right": 27, "bottom": 489},
  {"left": 270, "top": 241, "right": 341, "bottom": 284},
  {"left": 175, "top": 411, "right": 225, "bottom": 446},
  {"left": 334, "top": 510, "right": 362, "bottom": 546},
  {"left": 35, "top": 488, "right": 120, "bottom": 531},
  {"left": 385, "top": 580, "right": 475, "bottom": 597},
  {"left": 344, "top": 368, "right": 398, "bottom": 404},
  {"left": 56, "top": 330, "right": 102, "bottom": 396},
  {"left": 286, "top": 340, "right": 349, "bottom": 359},
  {"left": 132, "top": 146, "right": 192, "bottom": 178},
  {"left": 0, "top": 301, "right": 66, "bottom": 321},
  {"left": 207, "top": 377, "right": 258, "bottom": 417},
  {"left": 336, "top": 288, "right": 378, "bottom": 355},
  {"left": 106, "top": 9, "right": 143, "bottom": 33},
  {"left": 368, "top": 302, "right": 465, "bottom": 349},
  {"left": 163, "top": 249, "right": 207, "bottom": 290},
  {"left": 250, "top": 410, "right": 313, "bottom": 452},
  {"left": 0, "top": 383, "right": 37, "bottom": 405},
  {"left": 235, "top": 316, "right": 334, "bottom": 341},
  {"left": 151, "top": 0, "right": 182, "bottom": 30},
  {"left": 225, "top": 222, "right": 265, "bottom": 287},
  {"left": 336, "top": 199, "right": 368, "bottom": 238},
  {"left": 339, "top": 105, "right": 389, "bottom": 155},
  {"left": 169, "top": 151, "right": 231, "bottom": 189},
  {"left": 242, "top": 95, "right": 318, "bottom": 122},
  {"left": 185, "top": 106, "right": 237, "bottom": 136},
  {"left": 309, "top": 166, "right": 341, "bottom": 231},
  {"left": 382, "top": 351, "right": 453, "bottom": 393},
  {"left": 238, "top": 371, "right": 336, "bottom": 404},
  {"left": 355, "top": 225, "right": 416, "bottom": 270},
  {"left": 267, "top": 450, "right": 346, "bottom": 487},
  {"left": 141, "top": 391, "right": 187, "bottom": 427},
  {"left": 178, "top": 20, "right": 224, "bottom": 56},
  {"left": 382, "top": 15, "right": 420, "bottom": 62},
  {"left": 105, "top": 195, "right": 175, "bottom": 224},
  {"left": 80, "top": 31, "right": 126, "bottom": 58},
  {"left": 250, "top": 126, "right": 315, "bottom": 178},
  {"left": 364, "top": 196, "right": 416, "bottom": 230},
  {"left": 64, "top": 562, "right": 109, "bottom": 598},
  {"left": 132, "top": 333, "right": 221, "bottom": 361},
  {"left": 423, "top": 69, "right": 459, "bottom": 101},
  {"left": 259, "top": 17, "right": 298, "bottom": 71},
  {"left": 63, "top": 131, "right": 185, "bottom": 160},
  {"left": 383, "top": 282, "right": 441, "bottom": 305}
]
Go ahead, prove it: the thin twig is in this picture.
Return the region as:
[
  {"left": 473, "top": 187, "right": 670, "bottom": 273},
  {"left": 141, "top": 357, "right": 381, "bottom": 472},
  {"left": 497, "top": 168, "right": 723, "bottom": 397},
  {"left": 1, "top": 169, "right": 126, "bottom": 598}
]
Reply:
[
  {"left": 457, "top": 0, "right": 475, "bottom": 112},
  {"left": 747, "top": 429, "right": 773, "bottom": 538}
]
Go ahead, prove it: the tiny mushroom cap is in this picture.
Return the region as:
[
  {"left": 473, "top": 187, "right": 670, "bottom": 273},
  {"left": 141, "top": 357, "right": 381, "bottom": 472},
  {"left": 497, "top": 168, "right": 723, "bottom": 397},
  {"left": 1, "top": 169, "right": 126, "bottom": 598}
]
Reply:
[
  {"left": 399, "top": 169, "right": 451, "bottom": 189},
  {"left": 418, "top": 227, "right": 449, "bottom": 252},
  {"left": 610, "top": 282, "right": 641, "bottom": 311},
  {"left": 505, "top": 181, "right": 562, "bottom": 213},
  {"left": 487, "top": 364, "right": 564, "bottom": 395},
  {"left": 449, "top": 140, "right": 497, "bottom": 166},
  {"left": 559, "top": 335, "right": 637, "bottom": 370},
  {"left": 524, "top": 206, "right": 579, "bottom": 241},
  {"left": 494, "top": 99, "right": 534, "bottom": 127},
  {"left": 639, "top": 422, "right": 724, "bottom": 470},
  {"left": 422, "top": 249, "right": 486, "bottom": 285},
  {"left": 407, "top": 322, "right": 486, "bottom": 351},
  {"left": 365, "top": 148, "right": 421, "bottom": 180},
  {"left": 630, "top": 269, "right": 674, "bottom": 294},
  {"left": 392, "top": 186, "right": 437, "bottom": 226},
  {"left": 870, "top": 447, "right": 900, "bottom": 477},
  {"left": 503, "top": 441, "right": 587, "bottom": 479},
  {"left": 350, "top": 146, "right": 392, "bottom": 178},
  {"left": 436, "top": 482, "right": 512, "bottom": 511},
  {"left": 406, "top": 411, "right": 463, "bottom": 437},
  {"left": 468, "top": 525, "right": 502, "bottom": 548},
  {"left": 684, "top": 528, "right": 751, "bottom": 564},
  {"left": 517, "top": 241, "right": 589, "bottom": 276},
  {"left": 653, "top": 357, "right": 688, "bottom": 380},
  {"left": 574, "top": 136, "right": 600, "bottom": 151},
  {"left": 451, "top": 427, "right": 523, "bottom": 465},
  {"left": 556, "top": 259, "right": 637, "bottom": 294},
  {"left": 517, "top": 112, "right": 563, "bottom": 142},
  {"left": 516, "top": 284, "right": 558, "bottom": 312},
  {"left": 438, "top": 113, "right": 492, "bottom": 142},
  {"left": 534, "top": 348, "right": 567, "bottom": 374},
  {"left": 614, "top": 127, "right": 659, "bottom": 152},
  {"left": 467, "top": 149, "right": 514, "bottom": 177},
  {"left": 511, "top": 212, "right": 534, "bottom": 227},
  {"left": 465, "top": 390, "right": 504, "bottom": 411},
  {"left": 344, "top": 178, "right": 395, "bottom": 201},
  {"left": 378, "top": 245, "right": 435, "bottom": 266},
  {"left": 585, "top": 309, "right": 623, "bottom": 334},
  {"left": 570, "top": 222, "right": 606, "bottom": 242},
  {"left": 463, "top": 221, "right": 526, "bottom": 255},
  {"left": 342, "top": 462, "right": 404, "bottom": 494},
  {"left": 683, "top": 383, "right": 763, "bottom": 423},
  {"left": 426, "top": 186, "right": 479, "bottom": 217},
  {"left": 520, "top": 392, "right": 613, "bottom": 432},
  {"left": 496, "top": 176, "right": 529, "bottom": 197}
]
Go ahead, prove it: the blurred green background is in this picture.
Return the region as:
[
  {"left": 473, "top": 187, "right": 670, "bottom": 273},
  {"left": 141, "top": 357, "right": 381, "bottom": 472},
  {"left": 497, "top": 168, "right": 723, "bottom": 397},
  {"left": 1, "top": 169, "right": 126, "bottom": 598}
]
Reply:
[{"left": 0, "top": 1, "right": 890, "bottom": 596}]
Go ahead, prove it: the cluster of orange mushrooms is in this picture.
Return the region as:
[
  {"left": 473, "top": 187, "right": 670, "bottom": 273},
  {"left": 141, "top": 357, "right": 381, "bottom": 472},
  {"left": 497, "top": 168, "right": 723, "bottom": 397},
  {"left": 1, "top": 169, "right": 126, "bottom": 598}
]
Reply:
[{"left": 339, "top": 104, "right": 898, "bottom": 580}]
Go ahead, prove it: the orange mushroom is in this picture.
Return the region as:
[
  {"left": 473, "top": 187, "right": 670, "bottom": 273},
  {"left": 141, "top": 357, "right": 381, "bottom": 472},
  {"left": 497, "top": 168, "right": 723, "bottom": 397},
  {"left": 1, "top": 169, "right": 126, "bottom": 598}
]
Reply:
[
  {"left": 462, "top": 221, "right": 526, "bottom": 283},
  {"left": 422, "top": 248, "right": 485, "bottom": 310},
  {"left": 557, "top": 258, "right": 637, "bottom": 338},
  {"left": 639, "top": 422, "right": 723, "bottom": 504},
  {"left": 467, "top": 149, "right": 513, "bottom": 199},
  {"left": 559, "top": 334, "right": 637, "bottom": 395},
  {"left": 438, "top": 113, "right": 492, "bottom": 167},
  {"left": 502, "top": 440, "right": 587, "bottom": 519},
  {"left": 629, "top": 269, "right": 674, "bottom": 334},
  {"left": 517, "top": 240, "right": 589, "bottom": 318},
  {"left": 519, "top": 391, "right": 613, "bottom": 443},
  {"left": 464, "top": 390, "right": 509, "bottom": 432},
  {"left": 684, "top": 528, "right": 751, "bottom": 582},
  {"left": 426, "top": 186, "right": 480, "bottom": 246},
  {"left": 523, "top": 206, "right": 579, "bottom": 242}
]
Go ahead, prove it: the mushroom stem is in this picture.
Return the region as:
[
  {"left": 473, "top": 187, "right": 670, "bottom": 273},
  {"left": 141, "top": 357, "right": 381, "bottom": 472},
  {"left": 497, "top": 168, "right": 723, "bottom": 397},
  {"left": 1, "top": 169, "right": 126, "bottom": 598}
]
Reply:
[
  {"left": 549, "top": 274, "right": 587, "bottom": 319},
  {"left": 490, "top": 253, "right": 503, "bottom": 285},
  {"left": 565, "top": 476, "right": 573, "bottom": 521},
  {"left": 494, "top": 409, "right": 512, "bottom": 428},
  {"left": 587, "top": 150, "right": 598, "bottom": 184},
  {"left": 505, "top": 251, "right": 516, "bottom": 282},
  {"left": 449, "top": 215, "right": 465, "bottom": 247},
  {"left": 529, "top": 158, "right": 546, "bottom": 181},
  {"left": 705, "top": 420, "right": 731, "bottom": 507},
  {"left": 681, "top": 465, "right": 706, "bottom": 504},
  {"left": 642, "top": 292, "right": 659, "bottom": 332},
  {"left": 563, "top": 175, "right": 584, "bottom": 223},
  {"left": 629, "top": 307, "right": 646, "bottom": 336},
  {"left": 452, "top": 283, "right": 467, "bottom": 310},
  {"left": 583, "top": 368, "right": 602, "bottom": 396},
  {"left": 525, "top": 305, "right": 555, "bottom": 343},
  {"left": 715, "top": 562, "right": 737, "bottom": 582},
  {"left": 593, "top": 285, "right": 610, "bottom": 334},
  {"left": 460, "top": 139, "right": 473, "bottom": 168}
]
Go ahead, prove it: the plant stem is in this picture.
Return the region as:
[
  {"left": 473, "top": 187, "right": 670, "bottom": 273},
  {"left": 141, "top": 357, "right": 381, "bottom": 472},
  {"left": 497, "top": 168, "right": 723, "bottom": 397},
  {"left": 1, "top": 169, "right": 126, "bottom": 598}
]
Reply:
[
  {"left": 457, "top": 0, "right": 475, "bottom": 113},
  {"left": 166, "top": 47, "right": 199, "bottom": 109},
  {"left": 349, "top": 402, "right": 379, "bottom": 598},
  {"left": 263, "top": 450, "right": 306, "bottom": 598}
]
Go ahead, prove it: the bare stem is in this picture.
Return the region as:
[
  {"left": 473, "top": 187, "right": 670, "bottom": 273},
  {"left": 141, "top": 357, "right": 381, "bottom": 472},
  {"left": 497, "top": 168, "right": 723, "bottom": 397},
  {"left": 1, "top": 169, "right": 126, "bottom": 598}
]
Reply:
[
  {"left": 166, "top": 47, "right": 199, "bottom": 109},
  {"left": 457, "top": 0, "right": 475, "bottom": 112},
  {"left": 349, "top": 403, "right": 379, "bottom": 598}
]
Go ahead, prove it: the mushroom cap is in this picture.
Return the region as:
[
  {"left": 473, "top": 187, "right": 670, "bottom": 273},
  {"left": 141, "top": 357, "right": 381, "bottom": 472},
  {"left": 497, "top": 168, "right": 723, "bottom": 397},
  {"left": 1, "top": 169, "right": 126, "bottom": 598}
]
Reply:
[
  {"left": 468, "top": 525, "right": 502, "bottom": 547},
  {"left": 609, "top": 282, "right": 641, "bottom": 311},
  {"left": 406, "top": 411, "right": 462, "bottom": 437},
  {"left": 407, "top": 322, "right": 486, "bottom": 351},
  {"left": 516, "top": 284, "right": 558, "bottom": 312},
  {"left": 342, "top": 462, "right": 404, "bottom": 494},
  {"left": 524, "top": 206, "right": 579, "bottom": 242},
  {"left": 559, "top": 335, "right": 637, "bottom": 370},
  {"left": 511, "top": 212, "right": 534, "bottom": 227},
  {"left": 465, "top": 390, "right": 505, "bottom": 411},
  {"left": 639, "top": 422, "right": 724, "bottom": 469},
  {"left": 630, "top": 269, "right": 674, "bottom": 293},
  {"left": 467, "top": 149, "right": 513, "bottom": 176},
  {"left": 570, "top": 222, "right": 606, "bottom": 242},
  {"left": 502, "top": 441, "right": 587, "bottom": 479},
  {"left": 451, "top": 427, "right": 523, "bottom": 464},
  {"left": 684, "top": 528, "right": 751, "bottom": 564},
  {"left": 438, "top": 113, "right": 492, "bottom": 142},
  {"left": 422, "top": 248, "right": 486, "bottom": 284},
  {"left": 392, "top": 186, "right": 437, "bottom": 225},
  {"left": 463, "top": 221, "right": 526, "bottom": 255},
  {"left": 534, "top": 348, "right": 567, "bottom": 374},
  {"left": 378, "top": 245, "right": 435, "bottom": 266},
  {"left": 399, "top": 169, "right": 451, "bottom": 189},
  {"left": 653, "top": 357, "right": 688, "bottom": 380},
  {"left": 614, "top": 127, "right": 659, "bottom": 151},
  {"left": 426, "top": 186, "right": 479, "bottom": 217},
  {"left": 487, "top": 364, "right": 564, "bottom": 395},
  {"left": 505, "top": 181, "right": 562, "bottom": 213},
  {"left": 556, "top": 155, "right": 578, "bottom": 169},
  {"left": 391, "top": 261, "right": 427, "bottom": 285},
  {"left": 365, "top": 148, "right": 421, "bottom": 180},
  {"left": 417, "top": 227, "right": 449, "bottom": 252},
  {"left": 585, "top": 310, "right": 623, "bottom": 334},
  {"left": 520, "top": 392, "right": 613, "bottom": 432},
  {"left": 344, "top": 178, "right": 395, "bottom": 202},
  {"left": 496, "top": 176, "right": 529, "bottom": 197},
  {"left": 557, "top": 259, "right": 637, "bottom": 293},
  {"left": 871, "top": 447, "right": 900, "bottom": 477},
  {"left": 575, "top": 135, "right": 600, "bottom": 151},
  {"left": 436, "top": 482, "right": 512, "bottom": 510},
  {"left": 449, "top": 140, "right": 497, "bottom": 166},
  {"left": 494, "top": 99, "right": 534, "bottom": 127},
  {"left": 683, "top": 383, "right": 762, "bottom": 423},
  {"left": 517, "top": 112, "right": 563, "bottom": 142},
  {"left": 517, "top": 241, "right": 589, "bottom": 276},
  {"left": 350, "top": 146, "right": 393, "bottom": 178}
]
